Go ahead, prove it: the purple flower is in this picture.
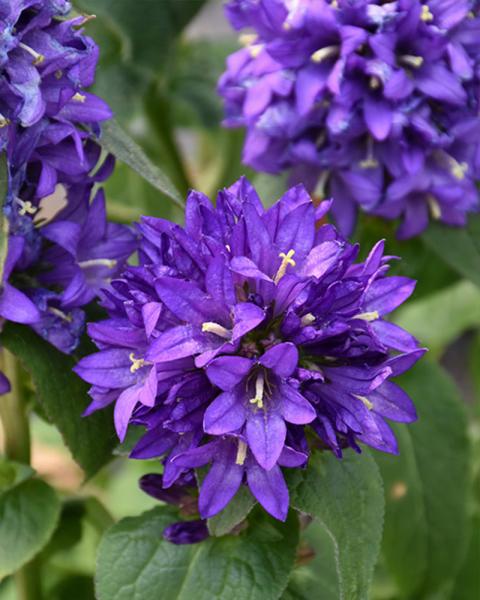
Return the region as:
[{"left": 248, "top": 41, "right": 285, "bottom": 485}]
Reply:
[
  {"left": 139, "top": 473, "right": 210, "bottom": 545},
  {"left": 0, "top": 1, "right": 136, "bottom": 386},
  {"left": 219, "top": 0, "right": 480, "bottom": 238},
  {"left": 75, "top": 178, "right": 425, "bottom": 521}
]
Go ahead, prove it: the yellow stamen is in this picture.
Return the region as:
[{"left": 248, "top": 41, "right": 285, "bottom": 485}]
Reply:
[
  {"left": 355, "top": 395, "right": 374, "bottom": 410},
  {"left": 239, "top": 33, "right": 258, "bottom": 47},
  {"left": 353, "top": 311, "right": 379, "bottom": 322},
  {"left": 236, "top": 440, "right": 248, "bottom": 465},
  {"left": 369, "top": 76, "right": 380, "bottom": 90},
  {"left": 249, "top": 373, "right": 265, "bottom": 409},
  {"left": 249, "top": 44, "right": 264, "bottom": 58},
  {"left": 400, "top": 55, "right": 424, "bottom": 69},
  {"left": 421, "top": 5, "right": 434, "bottom": 22},
  {"left": 15, "top": 198, "right": 37, "bottom": 216},
  {"left": 129, "top": 353, "right": 147, "bottom": 374},
  {"left": 311, "top": 45, "right": 339, "bottom": 63},
  {"left": 19, "top": 42, "right": 44, "bottom": 66},
  {"left": 274, "top": 249, "right": 296, "bottom": 284},
  {"left": 0, "top": 114, "right": 10, "bottom": 128},
  {"left": 450, "top": 158, "right": 468, "bottom": 180},
  {"left": 78, "top": 258, "right": 117, "bottom": 269},
  {"left": 201, "top": 322, "right": 231, "bottom": 339},
  {"left": 72, "top": 92, "right": 86, "bottom": 103},
  {"left": 427, "top": 195, "right": 442, "bottom": 220}
]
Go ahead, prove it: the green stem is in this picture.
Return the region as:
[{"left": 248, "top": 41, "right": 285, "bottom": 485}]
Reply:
[
  {"left": 0, "top": 349, "right": 42, "bottom": 600},
  {"left": 0, "top": 349, "right": 30, "bottom": 463}
]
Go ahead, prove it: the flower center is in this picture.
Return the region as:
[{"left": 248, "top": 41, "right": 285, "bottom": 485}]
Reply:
[
  {"left": 0, "top": 113, "right": 10, "bottom": 128},
  {"left": 311, "top": 45, "right": 339, "bottom": 64},
  {"left": 72, "top": 92, "right": 87, "bottom": 103},
  {"left": 421, "top": 5, "right": 434, "bottom": 22},
  {"left": 15, "top": 198, "right": 37, "bottom": 216}
]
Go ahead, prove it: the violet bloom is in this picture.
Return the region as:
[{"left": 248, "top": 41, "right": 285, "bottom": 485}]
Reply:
[
  {"left": 139, "top": 473, "right": 209, "bottom": 545},
  {"left": 219, "top": 0, "right": 480, "bottom": 238},
  {"left": 76, "top": 178, "right": 425, "bottom": 522},
  {"left": 0, "top": 1, "right": 136, "bottom": 369}
]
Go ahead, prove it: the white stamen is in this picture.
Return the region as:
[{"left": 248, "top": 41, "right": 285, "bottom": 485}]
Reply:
[
  {"left": 239, "top": 33, "right": 258, "bottom": 47},
  {"left": 274, "top": 249, "right": 296, "bottom": 284},
  {"left": 249, "top": 372, "right": 265, "bottom": 409},
  {"left": 301, "top": 313, "right": 316, "bottom": 326},
  {"left": 78, "top": 258, "right": 117, "bottom": 269},
  {"left": 201, "top": 322, "right": 231, "bottom": 339},
  {"left": 0, "top": 113, "right": 10, "bottom": 128},
  {"left": 311, "top": 45, "right": 339, "bottom": 63},
  {"left": 369, "top": 76, "right": 381, "bottom": 90},
  {"left": 353, "top": 311, "right": 379, "bottom": 322},
  {"left": 359, "top": 137, "right": 379, "bottom": 169},
  {"left": 355, "top": 395, "right": 374, "bottom": 410},
  {"left": 49, "top": 307, "right": 72, "bottom": 322},
  {"left": 427, "top": 195, "right": 442, "bottom": 220},
  {"left": 236, "top": 440, "right": 248, "bottom": 465},
  {"left": 18, "top": 42, "right": 45, "bottom": 66}
]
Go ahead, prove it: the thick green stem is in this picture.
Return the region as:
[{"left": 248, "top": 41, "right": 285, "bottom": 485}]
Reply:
[
  {"left": 0, "top": 350, "right": 42, "bottom": 600},
  {"left": 0, "top": 349, "right": 30, "bottom": 463}
]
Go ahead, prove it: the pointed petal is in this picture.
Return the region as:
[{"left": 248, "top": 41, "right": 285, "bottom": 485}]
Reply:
[
  {"left": 198, "top": 451, "right": 244, "bottom": 518},
  {"left": 247, "top": 461, "right": 288, "bottom": 521},
  {"left": 259, "top": 342, "right": 298, "bottom": 377},
  {"left": 277, "top": 384, "right": 316, "bottom": 425},
  {"left": 204, "top": 390, "right": 247, "bottom": 435},
  {"left": 246, "top": 410, "right": 286, "bottom": 471},
  {"left": 206, "top": 356, "right": 253, "bottom": 391}
]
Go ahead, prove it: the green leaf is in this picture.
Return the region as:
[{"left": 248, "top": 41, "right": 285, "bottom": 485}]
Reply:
[
  {"left": 394, "top": 280, "right": 480, "bottom": 357},
  {"left": 0, "top": 323, "right": 116, "bottom": 477},
  {"left": 0, "top": 478, "right": 61, "bottom": 578},
  {"left": 422, "top": 215, "right": 480, "bottom": 288},
  {"left": 207, "top": 486, "right": 256, "bottom": 537},
  {"left": 96, "top": 506, "right": 299, "bottom": 600},
  {"left": 282, "top": 521, "right": 339, "bottom": 600},
  {"left": 287, "top": 450, "right": 384, "bottom": 600},
  {"left": 376, "top": 360, "right": 471, "bottom": 597},
  {"left": 0, "top": 457, "right": 34, "bottom": 494},
  {"left": 98, "top": 120, "right": 184, "bottom": 210},
  {"left": 450, "top": 513, "right": 480, "bottom": 600},
  {"left": 0, "top": 152, "right": 9, "bottom": 283}
]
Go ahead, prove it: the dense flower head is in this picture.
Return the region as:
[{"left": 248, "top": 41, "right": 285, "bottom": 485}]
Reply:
[
  {"left": 219, "top": 0, "right": 480, "bottom": 238},
  {"left": 0, "top": 1, "right": 136, "bottom": 360},
  {"left": 75, "top": 178, "right": 425, "bottom": 522}
]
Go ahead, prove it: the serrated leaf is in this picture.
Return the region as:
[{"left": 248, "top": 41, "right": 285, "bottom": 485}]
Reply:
[
  {"left": 0, "top": 323, "right": 116, "bottom": 477},
  {"left": 422, "top": 215, "right": 480, "bottom": 289},
  {"left": 376, "top": 360, "right": 471, "bottom": 597},
  {"left": 96, "top": 506, "right": 299, "bottom": 600},
  {"left": 287, "top": 450, "right": 384, "bottom": 600},
  {"left": 374, "top": 357, "right": 476, "bottom": 597},
  {"left": 98, "top": 120, "right": 184, "bottom": 209},
  {"left": 0, "top": 478, "right": 61, "bottom": 578},
  {"left": 207, "top": 486, "right": 256, "bottom": 537}
]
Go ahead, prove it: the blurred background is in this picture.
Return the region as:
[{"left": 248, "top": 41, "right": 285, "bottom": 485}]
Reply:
[{"left": 1, "top": 2, "right": 479, "bottom": 599}]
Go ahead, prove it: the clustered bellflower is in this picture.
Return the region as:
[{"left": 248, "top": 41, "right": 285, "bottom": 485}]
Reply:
[
  {"left": 0, "top": 0, "right": 136, "bottom": 392},
  {"left": 75, "top": 178, "right": 425, "bottom": 527},
  {"left": 219, "top": 0, "right": 480, "bottom": 238}
]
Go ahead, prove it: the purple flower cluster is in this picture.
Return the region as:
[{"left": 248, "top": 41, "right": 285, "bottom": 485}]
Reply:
[
  {"left": 75, "top": 178, "right": 424, "bottom": 523},
  {"left": 219, "top": 0, "right": 480, "bottom": 238},
  {"left": 0, "top": 0, "right": 136, "bottom": 377}
]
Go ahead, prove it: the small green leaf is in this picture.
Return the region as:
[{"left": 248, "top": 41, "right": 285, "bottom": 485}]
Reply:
[
  {"left": 0, "top": 457, "right": 34, "bottom": 495},
  {"left": 422, "top": 215, "right": 480, "bottom": 288},
  {"left": 288, "top": 450, "right": 384, "bottom": 600},
  {"left": 394, "top": 280, "right": 480, "bottom": 357},
  {"left": 96, "top": 506, "right": 299, "bottom": 600},
  {"left": 0, "top": 323, "right": 116, "bottom": 477},
  {"left": 98, "top": 120, "right": 184, "bottom": 209},
  {"left": 376, "top": 360, "right": 471, "bottom": 597},
  {"left": 0, "top": 478, "right": 61, "bottom": 578},
  {"left": 207, "top": 486, "right": 256, "bottom": 537}
]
